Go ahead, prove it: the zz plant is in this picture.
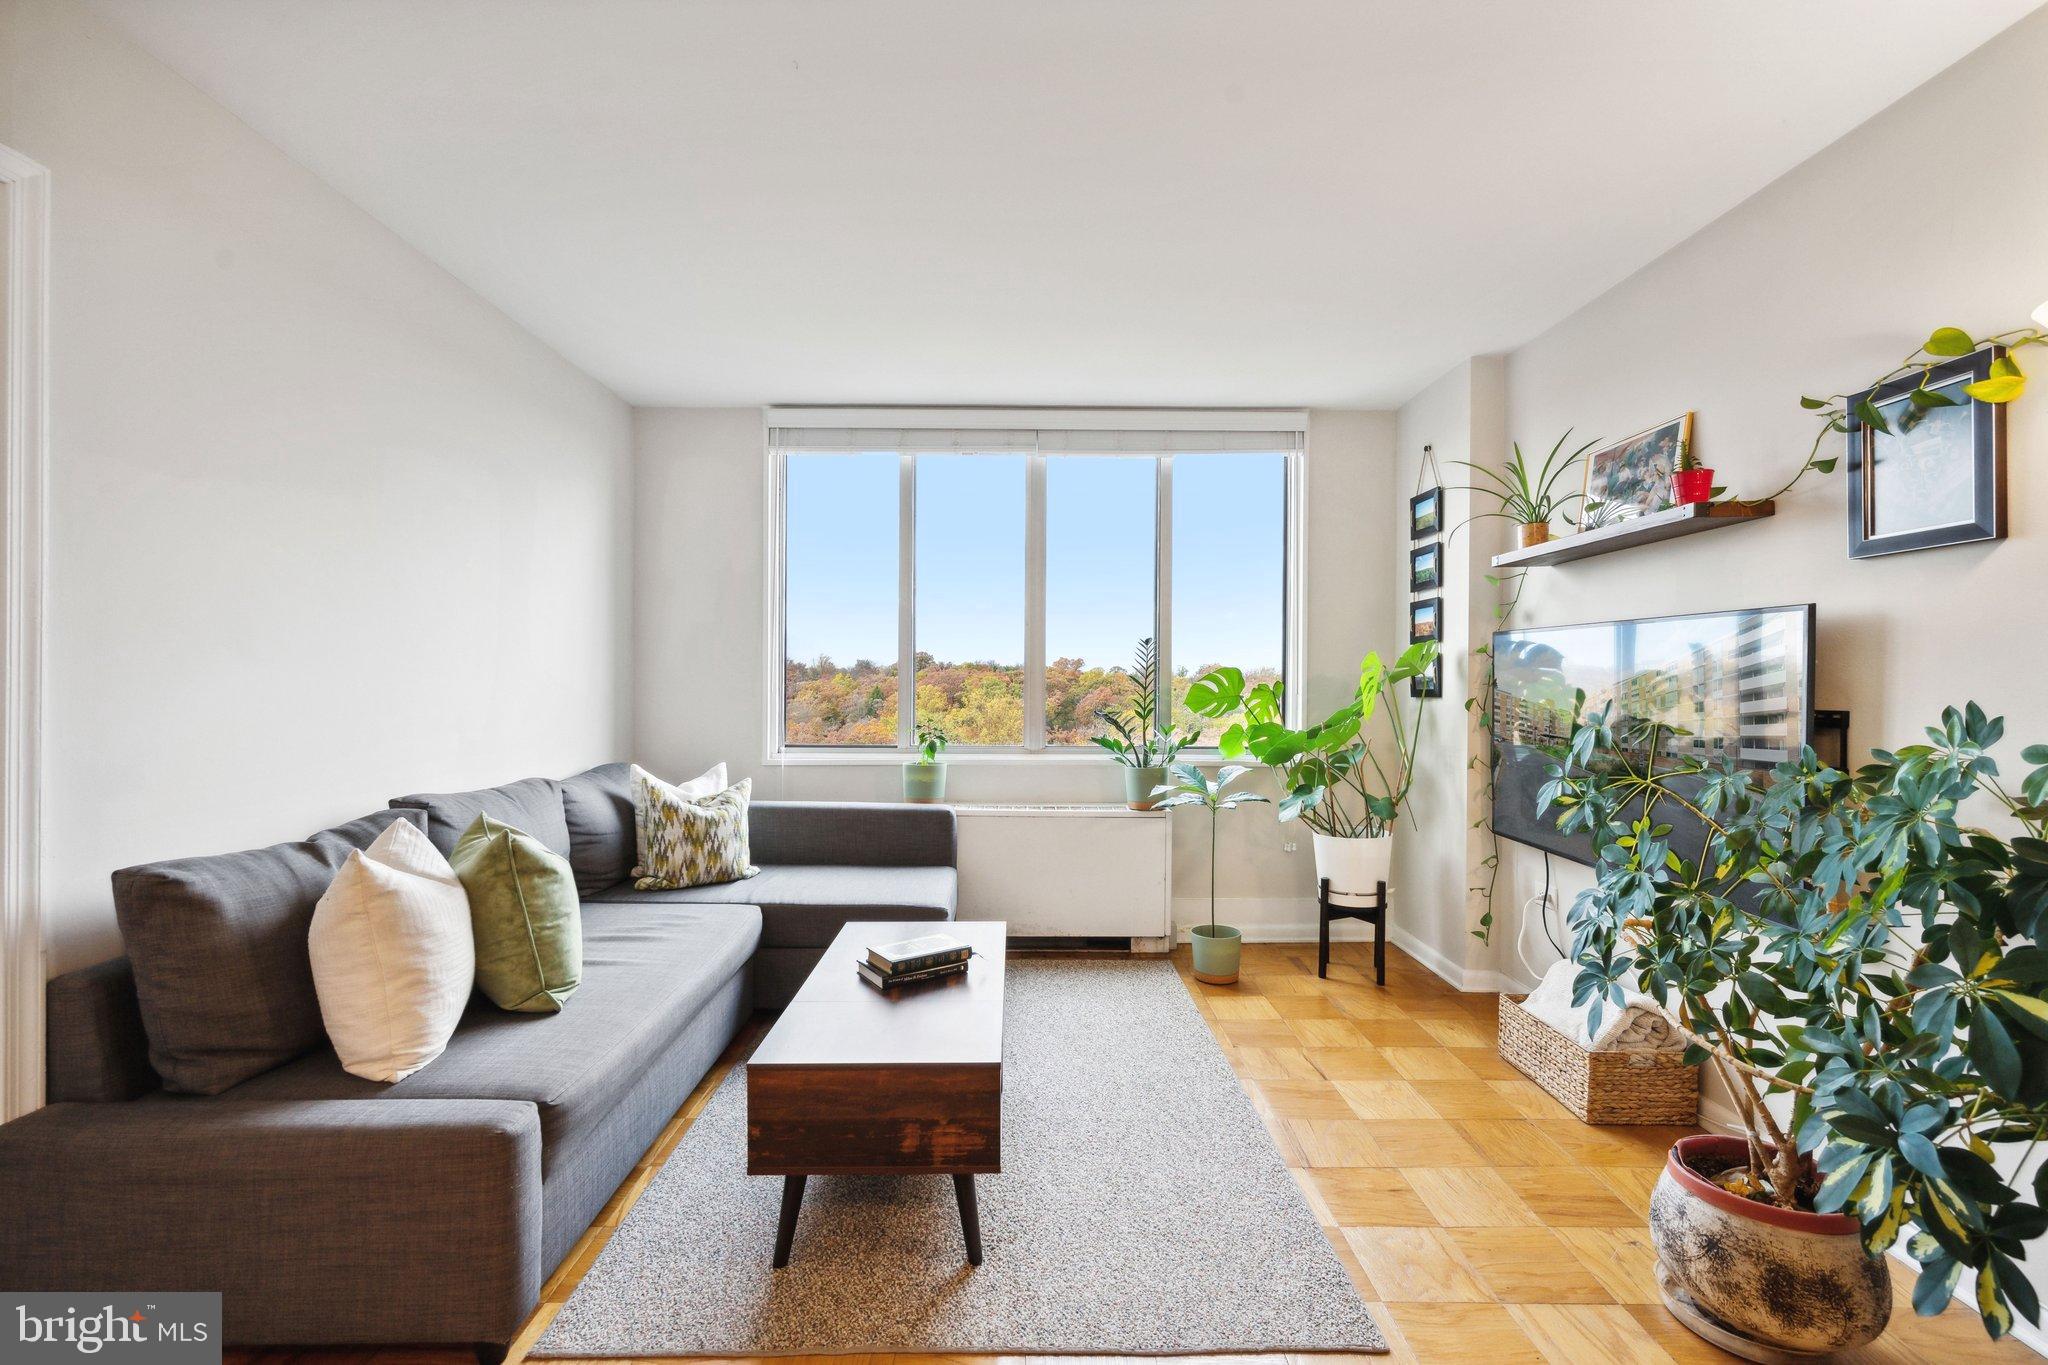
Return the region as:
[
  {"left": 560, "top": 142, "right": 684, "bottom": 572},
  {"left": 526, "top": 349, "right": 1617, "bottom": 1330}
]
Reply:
[
  {"left": 1186, "top": 642, "right": 1438, "bottom": 838},
  {"left": 1543, "top": 702, "right": 2048, "bottom": 1339},
  {"left": 1091, "top": 636, "right": 1195, "bottom": 768}
]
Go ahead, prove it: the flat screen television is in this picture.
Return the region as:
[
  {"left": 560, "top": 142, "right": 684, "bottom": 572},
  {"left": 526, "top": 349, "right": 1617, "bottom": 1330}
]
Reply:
[{"left": 1489, "top": 604, "right": 1816, "bottom": 866}]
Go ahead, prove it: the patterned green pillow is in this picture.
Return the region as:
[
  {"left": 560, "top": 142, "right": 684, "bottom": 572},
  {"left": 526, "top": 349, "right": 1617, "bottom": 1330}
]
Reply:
[
  {"left": 634, "top": 778, "right": 759, "bottom": 891},
  {"left": 451, "top": 814, "right": 582, "bottom": 1013}
]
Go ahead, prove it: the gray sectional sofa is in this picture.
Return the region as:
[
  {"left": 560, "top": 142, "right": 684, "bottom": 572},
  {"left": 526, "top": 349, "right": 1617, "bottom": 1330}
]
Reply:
[{"left": 0, "top": 763, "right": 956, "bottom": 1359}]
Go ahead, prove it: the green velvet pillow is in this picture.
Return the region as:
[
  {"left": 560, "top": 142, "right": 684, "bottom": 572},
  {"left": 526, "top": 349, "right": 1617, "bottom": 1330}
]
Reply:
[{"left": 451, "top": 813, "right": 582, "bottom": 1013}]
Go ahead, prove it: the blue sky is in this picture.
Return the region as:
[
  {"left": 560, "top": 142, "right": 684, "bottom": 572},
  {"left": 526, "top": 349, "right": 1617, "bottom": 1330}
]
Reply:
[{"left": 785, "top": 452, "right": 1284, "bottom": 674}]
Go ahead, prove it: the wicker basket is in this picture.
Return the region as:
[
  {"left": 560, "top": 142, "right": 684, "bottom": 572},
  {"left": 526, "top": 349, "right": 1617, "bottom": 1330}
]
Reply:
[{"left": 1498, "top": 993, "right": 1698, "bottom": 1125}]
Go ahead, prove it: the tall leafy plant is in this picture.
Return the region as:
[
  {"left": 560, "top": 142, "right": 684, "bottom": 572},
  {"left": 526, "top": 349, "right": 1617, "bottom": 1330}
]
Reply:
[
  {"left": 1186, "top": 642, "right": 1439, "bottom": 838},
  {"left": 1152, "top": 762, "right": 1268, "bottom": 935},
  {"left": 1543, "top": 703, "right": 2048, "bottom": 1340},
  {"left": 1092, "top": 636, "right": 1195, "bottom": 768}
]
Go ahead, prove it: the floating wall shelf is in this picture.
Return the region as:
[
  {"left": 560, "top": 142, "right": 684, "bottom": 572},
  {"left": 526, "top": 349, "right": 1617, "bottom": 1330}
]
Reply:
[{"left": 1489, "top": 500, "right": 1776, "bottom": 569}]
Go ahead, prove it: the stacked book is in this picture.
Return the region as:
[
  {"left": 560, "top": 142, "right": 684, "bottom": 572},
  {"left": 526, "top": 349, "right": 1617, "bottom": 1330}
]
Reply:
[{"left": 858, "top": 932, "right": 972, "bottom": 991}]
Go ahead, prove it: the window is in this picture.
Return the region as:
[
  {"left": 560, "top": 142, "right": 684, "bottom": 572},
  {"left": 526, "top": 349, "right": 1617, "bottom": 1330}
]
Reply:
[{"left": 772, "top": 415, "right": 1301, "bottom": 755}]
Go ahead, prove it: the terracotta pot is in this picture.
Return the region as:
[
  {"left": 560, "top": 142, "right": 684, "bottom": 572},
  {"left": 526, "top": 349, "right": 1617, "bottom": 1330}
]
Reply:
[
  {"left": 1673, "top": 468, "right": 1716, "bottom": 505},
  {"left": 1649, "top": 1135, "right": 1889, "bottom": 1358},
  {"left": 1515, "top": 521, "right": 1551, "bottom": 549}
]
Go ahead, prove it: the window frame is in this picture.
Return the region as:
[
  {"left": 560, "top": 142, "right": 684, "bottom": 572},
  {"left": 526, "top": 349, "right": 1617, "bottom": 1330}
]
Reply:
[{"left": 763, "top": 409, "right": 1306, "bottom": 763}]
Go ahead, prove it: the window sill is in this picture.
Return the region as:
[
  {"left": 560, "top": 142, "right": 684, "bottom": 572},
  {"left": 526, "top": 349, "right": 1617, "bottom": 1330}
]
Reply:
[{"left": 764, "top": 748, "right": 1238, "bottom": 767}]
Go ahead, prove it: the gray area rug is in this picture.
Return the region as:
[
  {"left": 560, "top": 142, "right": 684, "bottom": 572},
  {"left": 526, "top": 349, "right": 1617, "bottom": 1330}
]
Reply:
[{"left": 534, "top": 958, "right": 1385, "bottom": 1356}]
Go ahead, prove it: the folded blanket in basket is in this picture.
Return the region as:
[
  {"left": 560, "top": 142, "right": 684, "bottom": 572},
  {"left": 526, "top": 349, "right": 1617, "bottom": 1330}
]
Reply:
[{"left": 1521, "top": 959, "right": 1685, "bottom": 1052}]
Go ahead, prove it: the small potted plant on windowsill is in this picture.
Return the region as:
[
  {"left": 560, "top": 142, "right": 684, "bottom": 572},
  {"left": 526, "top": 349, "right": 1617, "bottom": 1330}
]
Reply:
[
  {"left": 1671, "top": 436, "right": 1715, "bottom": 505},
  {"left": 1452, "top": 430, "right": 1599, "bottom": 549},
  {"left": 1092, "top": 636, "right": 1196, "bottom": 809},
  {"left": 902, "top": 721, "right": 949, "bottom": 802},
  {"left": 1152, "top": 762, "right": 1268, "bottom": 984}
]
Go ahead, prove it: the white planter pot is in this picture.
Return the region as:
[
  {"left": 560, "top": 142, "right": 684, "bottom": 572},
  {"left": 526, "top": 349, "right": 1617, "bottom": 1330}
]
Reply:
[{"left": 1313, "top": 832, "right": 1392, "bottom": 906}]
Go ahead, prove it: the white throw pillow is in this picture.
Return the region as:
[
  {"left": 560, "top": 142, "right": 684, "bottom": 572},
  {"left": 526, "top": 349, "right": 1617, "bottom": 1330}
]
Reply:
[
  {"left": 630, "top": 762, "right": 727, "bottom": 877},
  {"left": 308, "top": 817, "right": 475, "bottom": 1082}
]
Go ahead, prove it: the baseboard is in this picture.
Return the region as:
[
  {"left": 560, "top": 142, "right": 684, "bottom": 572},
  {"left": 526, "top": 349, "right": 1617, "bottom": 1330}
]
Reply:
[{"left": 1171, "top": 898, "right": 1527, "bottom": 994}]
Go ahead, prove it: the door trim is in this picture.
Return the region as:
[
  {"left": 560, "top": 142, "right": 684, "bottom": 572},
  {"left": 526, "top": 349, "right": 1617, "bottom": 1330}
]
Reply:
[{"left": 0, "top": 144, "right": 50, "bottom": 1120}]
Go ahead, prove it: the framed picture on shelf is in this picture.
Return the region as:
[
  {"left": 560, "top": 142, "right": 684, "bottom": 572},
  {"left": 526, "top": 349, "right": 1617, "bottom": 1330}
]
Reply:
[
  {"left": 1409, "top": 596, "right": 1441, "bottom": 643},
  {"left": 1582, "top": 412, "right": 1693, "bottom": 522},
  {"left": 1409, "top": 542, "right": 1441, "bottom": 593},
  {"left": 1409, "top": 487, "right": 1442, "bottom": 540},
  {"left": 1846, "top": 347, "right": 2006, "bottom": 559},
  {"left": 1410, "top": 657, "right": 1442, "bottom": 699}
]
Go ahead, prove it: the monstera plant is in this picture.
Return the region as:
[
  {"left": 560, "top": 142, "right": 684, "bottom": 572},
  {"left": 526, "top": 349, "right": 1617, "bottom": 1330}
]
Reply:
[
  {"left": 1187, "top": 641, "right": 1438, "bottom": 905},
  {"left": 1543, "top": 701, "right": 2048, "bottom": 1347}
]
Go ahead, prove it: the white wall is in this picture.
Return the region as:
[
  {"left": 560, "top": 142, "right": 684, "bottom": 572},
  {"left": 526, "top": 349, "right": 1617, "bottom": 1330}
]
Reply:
[
  {"left": 1474, "top": 5, "right": 2048, "bottom": 991},
  {"left": 0, "top": 0, "right": 635, "bottom": 974},
  {"left": 1390, "top": 358, "right": 1514, "bottom": 987},
  {"left": 1426, "top": 13, "right": 2048, "bottom": 1341},
  {"left": 633, "top": 406, "right": 1400, "bottom": 938}
]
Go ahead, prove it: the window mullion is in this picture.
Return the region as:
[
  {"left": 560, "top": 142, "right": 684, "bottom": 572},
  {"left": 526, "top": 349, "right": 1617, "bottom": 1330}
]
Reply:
[
  {"left": 1155, "top": 454, "right": 1174, "bottom": 728},
  {"left": 1023, "top": 453, "right": 1048, "bottom": 750},
  {"left": 897, "top": 453, "right": 916, "bottom": 751}
]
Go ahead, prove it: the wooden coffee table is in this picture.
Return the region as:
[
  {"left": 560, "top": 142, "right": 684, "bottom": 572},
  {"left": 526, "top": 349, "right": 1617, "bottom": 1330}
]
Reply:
[{"left": 746, "top": 919, "right": 1006, "bottom": 1267}]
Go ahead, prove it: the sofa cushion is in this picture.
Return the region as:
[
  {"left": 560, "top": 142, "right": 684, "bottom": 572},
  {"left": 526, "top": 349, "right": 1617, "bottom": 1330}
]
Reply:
[
  {"left": 560, "top": 762, "right": 633, "bottom": 897},
  {"left": 587, "top": 863, "right": 956, "bottom": 949},
  {"left": 749, "top": 801, "right": 956, "bottom": 868},
  {"left": 635, "top": 777, "right": 757, "bottom": 891},
  {"left": 309, "top": 819, "right": 475, "bottom": 1082},
  {"left": 388, "top": 775, "right": 570, "bottom": 860},
  {"left": 453, "top": 814, "right": 583, "bottom": 1014},
  {"left": 44, "top": 957, "right": 157, "bottom": 1103},
  {"left": 112, "top": 808, "right": 424, "bottom": 1095},
  {"left": 217, "top": 901, "right": 760, "bottom": 1180}
]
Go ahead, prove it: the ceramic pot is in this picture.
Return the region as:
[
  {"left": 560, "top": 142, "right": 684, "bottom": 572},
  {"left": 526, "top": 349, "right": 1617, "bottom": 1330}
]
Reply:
[
  {"left": 1123, "top": 765, "right": 1169, "bottom": 810},
  {"left": 1313, "top": 832, "right": 1392, "bottom": 906},
  {"left": 1189, "top": 923, "right": 1242, "bottom": 984},
  {"left": 1673, "top": 468, "right": 1716, "bottom": 505},
  {"left": 1516, "top": 521, "right": 1551, "bottom": 549},
  {"left": 1649, "top": 1135, "right": 1890, "bottom": 1359},
  {"left": 901, "top": 761, "right": 947, "bottom": 803}
]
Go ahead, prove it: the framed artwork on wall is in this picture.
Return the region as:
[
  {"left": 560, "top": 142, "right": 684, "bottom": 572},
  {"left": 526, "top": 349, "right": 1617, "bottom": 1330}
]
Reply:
[
  {"left": 1410, "top": 657, "right": 1442, "bottom": 699},
  {"left": 1846, "top": 347, "right": 2006, "bottom": 559},
  {"left": 1409, "top": 487, "right": 1442, "bottom": 540},
  {"left": 1409, "top": 542, "right": 1441, "bottom": 593},
  {"left": 1582, "top": 412, "right": 1693, "bottom": 521},
  {"left": 1409, "top": 596, "right": 1440, "bottom": 643}
]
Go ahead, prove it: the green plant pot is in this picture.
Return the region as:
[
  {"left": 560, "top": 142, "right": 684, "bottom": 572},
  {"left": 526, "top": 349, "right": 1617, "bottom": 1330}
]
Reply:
[
  {"left": 902, "top": 761, "right": 947, "bottom": 803},
  {"left": 1190, "top": 923, "right": 1242, "bottom": 984},
  {"left": 1123, "top": 765, "right": 1168, "bottom": 810}
]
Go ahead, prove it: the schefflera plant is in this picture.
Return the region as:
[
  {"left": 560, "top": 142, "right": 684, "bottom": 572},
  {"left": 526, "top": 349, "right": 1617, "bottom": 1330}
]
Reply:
[{"left": 1542, "top": 702, "right": 2048, "bottom": 1339}]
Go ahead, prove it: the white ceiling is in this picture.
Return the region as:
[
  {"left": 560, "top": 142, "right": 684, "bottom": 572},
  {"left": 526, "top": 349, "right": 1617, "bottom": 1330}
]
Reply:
[{"left": 93, "top": 0, "right": 2044, "bottom": 407}]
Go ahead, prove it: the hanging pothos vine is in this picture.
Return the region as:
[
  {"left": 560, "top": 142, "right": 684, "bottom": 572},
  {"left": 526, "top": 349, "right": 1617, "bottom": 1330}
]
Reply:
[{"left": 1738, "top": 320, "right": 2047, "bottom": 506}]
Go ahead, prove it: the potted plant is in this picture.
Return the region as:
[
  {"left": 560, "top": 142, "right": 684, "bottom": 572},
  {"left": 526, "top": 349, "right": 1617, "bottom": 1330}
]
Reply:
[
  {"left": 1186, "top": 642, "right": 1438, "bottom": 905},
  {"left": 902, "top": 721, "right": 949, "bottom": 802},
  {"left": 1542, "top": 702, "right": 2048, "bottom": 1354},
  {"left": 1671, "top": 436, "right": 1715, "bottom": 505},
  {"left": 1451, "top": 430, "right": 1599, "bottom": 549},
  {"left": 1091, "top": 636, "right": 1196, "bottom": 809},
  {"left": 1152, "top": 762, "right": 1268, "bottom": 984}
]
